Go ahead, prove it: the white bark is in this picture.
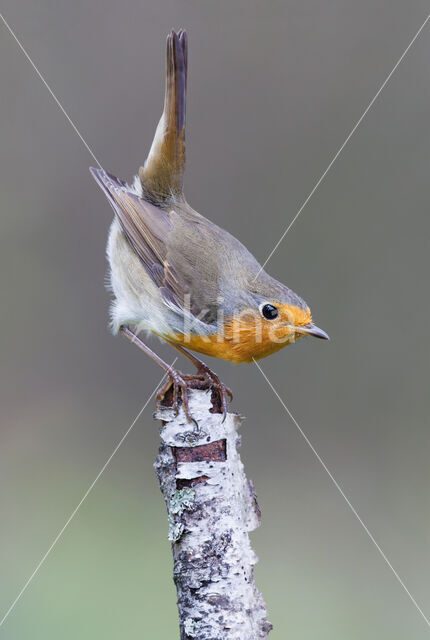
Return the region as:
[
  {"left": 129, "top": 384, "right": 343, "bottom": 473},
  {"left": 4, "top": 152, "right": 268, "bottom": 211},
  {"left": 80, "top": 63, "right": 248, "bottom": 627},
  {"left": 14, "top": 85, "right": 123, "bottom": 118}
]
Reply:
[{"left": 154, "top": 388, "right": 272, "bottom": 640}]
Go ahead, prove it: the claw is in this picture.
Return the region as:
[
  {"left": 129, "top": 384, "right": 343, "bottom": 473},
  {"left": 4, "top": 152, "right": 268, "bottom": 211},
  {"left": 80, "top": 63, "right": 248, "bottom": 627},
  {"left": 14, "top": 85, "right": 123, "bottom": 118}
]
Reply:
[
  {"left": 156, "top": 369, "right": 200, "bottom": 429},
  {"left": 195, "top": 364, "right": 232, "bottom": 421},
  {"left": 156, "top": 361, "right": 231, "bottom": 426}
]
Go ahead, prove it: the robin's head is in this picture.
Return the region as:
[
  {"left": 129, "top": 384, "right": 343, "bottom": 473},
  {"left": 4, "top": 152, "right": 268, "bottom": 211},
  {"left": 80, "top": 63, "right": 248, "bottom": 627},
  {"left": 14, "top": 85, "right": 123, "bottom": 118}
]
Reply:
[{"left": 222, "top": 277, "right": 329, "bottom": 362}]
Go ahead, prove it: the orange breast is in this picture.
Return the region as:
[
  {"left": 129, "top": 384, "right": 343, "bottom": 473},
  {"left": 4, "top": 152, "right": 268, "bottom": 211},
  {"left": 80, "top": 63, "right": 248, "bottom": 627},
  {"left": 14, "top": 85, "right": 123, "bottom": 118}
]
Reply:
[
  {"left": 163, "top": 303, "right": 311, "bottom": 364},
  {"left": 167, "top": 333, "right": 251, "bottom": 363}
]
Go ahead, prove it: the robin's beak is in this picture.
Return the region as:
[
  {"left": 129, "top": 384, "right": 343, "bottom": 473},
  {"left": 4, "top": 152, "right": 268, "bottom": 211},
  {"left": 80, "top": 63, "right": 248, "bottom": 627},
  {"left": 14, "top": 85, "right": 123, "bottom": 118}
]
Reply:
[{"left": 294, "top": 323, "right": 330, "bottom": 340}]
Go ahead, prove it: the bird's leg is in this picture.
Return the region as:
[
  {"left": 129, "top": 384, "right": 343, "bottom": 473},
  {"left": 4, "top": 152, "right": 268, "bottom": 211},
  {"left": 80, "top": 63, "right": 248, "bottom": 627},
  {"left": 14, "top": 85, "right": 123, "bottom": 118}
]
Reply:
[
  {"left": 164, "top": 339, "right": 233, "bottom": 421},
  {"left": 120, "top": 326, "right": 201, "bottom": 427}
]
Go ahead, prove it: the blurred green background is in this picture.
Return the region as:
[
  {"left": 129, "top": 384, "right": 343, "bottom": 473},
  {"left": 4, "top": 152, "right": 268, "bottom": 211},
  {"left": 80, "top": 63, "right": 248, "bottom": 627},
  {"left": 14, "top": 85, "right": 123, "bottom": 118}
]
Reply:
[{"left": 1, "top": 1, "right": 430, "bottom": 638}]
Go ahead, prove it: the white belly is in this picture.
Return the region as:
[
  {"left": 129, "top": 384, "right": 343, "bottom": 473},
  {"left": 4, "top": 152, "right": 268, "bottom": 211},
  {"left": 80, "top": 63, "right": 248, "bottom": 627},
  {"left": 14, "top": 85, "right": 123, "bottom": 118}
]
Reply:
[{"left": 106, "top": 218, "right": 174, "bottom": 336}]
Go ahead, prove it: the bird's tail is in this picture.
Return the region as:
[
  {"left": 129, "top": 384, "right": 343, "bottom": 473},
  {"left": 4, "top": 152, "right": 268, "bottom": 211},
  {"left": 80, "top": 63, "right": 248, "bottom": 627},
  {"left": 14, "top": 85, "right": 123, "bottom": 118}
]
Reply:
[{"left": 139, "top": 29, "right": 187, "bottom": 203}]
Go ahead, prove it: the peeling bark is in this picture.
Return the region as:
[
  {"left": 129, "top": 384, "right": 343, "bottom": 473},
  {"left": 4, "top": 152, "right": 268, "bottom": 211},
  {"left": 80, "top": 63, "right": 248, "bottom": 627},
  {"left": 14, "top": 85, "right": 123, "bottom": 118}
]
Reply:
[{"left": 154, "top": 388, "right": 272, "bottom": 640}]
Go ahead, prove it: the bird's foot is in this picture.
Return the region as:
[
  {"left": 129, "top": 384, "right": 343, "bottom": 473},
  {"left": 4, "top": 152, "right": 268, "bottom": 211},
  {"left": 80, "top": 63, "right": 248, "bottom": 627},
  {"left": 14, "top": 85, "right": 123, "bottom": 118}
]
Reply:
[
  {"left": 156, "top": 369, "right": 207, "bottom": 429},
  {"left": 194, "top": 363, "right": 233, "bottom": 422},
  {"left": 161, "top": 339, "right": 233, "bottom": 422},
  {"left": 156, "top": 364, "right": 232, "bottom": 426}
]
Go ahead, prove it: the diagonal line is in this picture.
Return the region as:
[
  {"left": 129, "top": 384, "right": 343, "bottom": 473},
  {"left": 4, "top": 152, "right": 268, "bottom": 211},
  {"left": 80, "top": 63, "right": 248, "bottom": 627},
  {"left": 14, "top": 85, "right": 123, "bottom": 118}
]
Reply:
[
  {"left": 0, "top": 361, "right": 176, "bottom": 629},
  {"left": 255, "top": 13, "right": 430, "bottom": 279},
  {"left": 0, "top": 12, "right": 103, "bottom": 169},
  {"left": 253, "top": 357, "right": 430, "bottom": 628}
]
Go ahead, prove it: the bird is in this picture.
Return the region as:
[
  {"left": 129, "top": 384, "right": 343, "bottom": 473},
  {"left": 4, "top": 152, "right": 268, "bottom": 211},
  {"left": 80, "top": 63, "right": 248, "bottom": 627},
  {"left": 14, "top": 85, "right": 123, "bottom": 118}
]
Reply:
[{"left": 91, "top": 29, "right": 329, "bottom": 425}]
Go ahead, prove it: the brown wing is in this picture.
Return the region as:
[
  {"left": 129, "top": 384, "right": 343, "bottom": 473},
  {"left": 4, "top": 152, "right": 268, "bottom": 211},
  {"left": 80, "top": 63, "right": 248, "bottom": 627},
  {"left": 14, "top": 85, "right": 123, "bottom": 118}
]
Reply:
[
  {"left": 138, "top": 29, "right": 187, "bottom": 203},
  {"left": 90, "top": 168, "right": 188, "bottom": 310}
]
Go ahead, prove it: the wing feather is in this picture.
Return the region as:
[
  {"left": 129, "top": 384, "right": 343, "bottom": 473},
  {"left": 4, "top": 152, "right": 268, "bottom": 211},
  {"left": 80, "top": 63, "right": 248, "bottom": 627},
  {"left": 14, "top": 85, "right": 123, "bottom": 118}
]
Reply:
[{"left": 90, "top": 167, "right": 187, "bottom": 310}]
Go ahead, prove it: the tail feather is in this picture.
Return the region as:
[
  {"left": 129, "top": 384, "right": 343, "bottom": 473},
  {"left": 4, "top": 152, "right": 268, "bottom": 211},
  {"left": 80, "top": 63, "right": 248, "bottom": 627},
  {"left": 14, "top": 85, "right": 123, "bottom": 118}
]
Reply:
[{"left": 139, "top": 29, "right": 188, "bottom": 203}]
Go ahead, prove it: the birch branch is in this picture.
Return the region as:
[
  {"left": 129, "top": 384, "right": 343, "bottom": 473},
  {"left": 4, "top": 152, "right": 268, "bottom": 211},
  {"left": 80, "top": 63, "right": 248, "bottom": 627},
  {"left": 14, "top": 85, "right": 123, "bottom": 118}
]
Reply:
[{"left": 154, "top": 387, "right": 272, "bottom": 640}]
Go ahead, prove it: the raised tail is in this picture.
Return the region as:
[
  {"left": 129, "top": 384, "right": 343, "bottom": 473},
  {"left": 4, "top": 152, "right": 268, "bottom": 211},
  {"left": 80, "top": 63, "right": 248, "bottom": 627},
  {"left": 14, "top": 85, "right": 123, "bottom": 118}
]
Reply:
[{"left": 139, "top": 29, "right": 188, "bottom": 203}]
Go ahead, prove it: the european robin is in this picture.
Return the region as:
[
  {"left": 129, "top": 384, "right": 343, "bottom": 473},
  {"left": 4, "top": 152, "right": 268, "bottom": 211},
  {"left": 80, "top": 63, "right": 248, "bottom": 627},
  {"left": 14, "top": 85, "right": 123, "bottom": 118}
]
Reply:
[{"left": 91, "top": 29, "right": 329, "bottom": 423}]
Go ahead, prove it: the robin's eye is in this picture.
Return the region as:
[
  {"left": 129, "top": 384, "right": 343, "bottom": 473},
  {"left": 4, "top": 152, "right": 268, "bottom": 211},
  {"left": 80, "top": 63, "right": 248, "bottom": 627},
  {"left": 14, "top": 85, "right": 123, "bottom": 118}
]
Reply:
[{"left": 261, "top": 303, "right": 279, "bottom": 320}]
